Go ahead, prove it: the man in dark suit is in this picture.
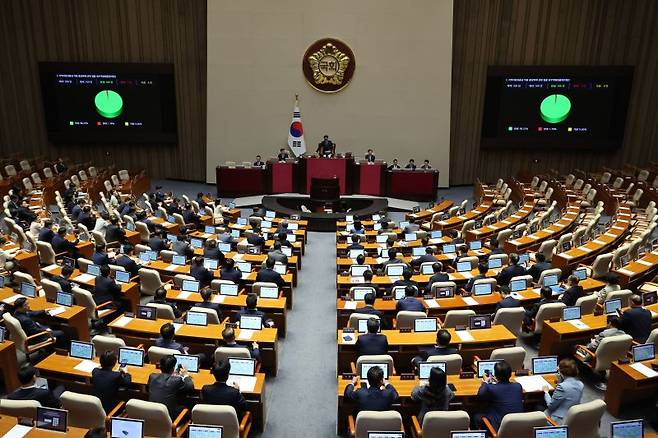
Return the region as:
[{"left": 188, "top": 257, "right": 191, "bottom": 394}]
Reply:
[
  {"left": 496, "top": 253, "right": 526, "bottom": 287},
  {"left": 396, "top": 285, "right": 424, "bottom": 312},
  {"left": 424, "top": 262, "right": 450, "bottom": 294},
  {"left": 91, "top": 351, "right": 132, "bottom": 412},
  {"left": 173, "top": 231, "right": 194, "bottom": 259},
  {"left": 343, "top": 365, "right": 398, "bottom": 412},
  {"left": 353, "top": 292, "right": 389, "bottom": 329},
  {"left": 51, "top": 265, "right": 74, "bottom": 293},
  {"left": 255, "top": 257, "right": 284, "bottom": 288},
  {"left": 489, "top": 238, "right": 505, "bottom": 255},
  {"left": 71, "top": 199, "right": 85, "bottom": 222},
  {"left": 405, "top": 159, "right": 417, "bottom": 170},
  {"left": 253, "top": 155, "right": 265, "bottom": 167},
  {"left": 382, "top": 248, "right": 406, "bottom": 267},
  {"left": 148, "top": 230, "right": 170, "bottom": 252},
  {"left": 391, "top": 268, "right": 418, "bottom": 291},
  {"left": 266, "top": 242, "right": 288, "bottom": 265},
  {"left": 316, "top": 135, "right": 335, "bottom": 157},
  {"left": 203, "top": 240, "right": 225, "bottom": 263},
  {"left": 114, "top": 244, "right": 140, "bottom": 277},
  {"left": 473, "top": 361, "right": 523, "bottom": 431},
  {"left": 51, "top": 227, "right": 79, "bottom": 259},
  {"left": 193, "top": 287, "right": 223, "bottom": 320},
  {"left": 8, "top": 365, "right": 62, "bottom": 408},
  {"left": 347, "top": 234, "right": 364, "bottom": 251},
  {"left": 524, "top": 286, "right": 557, "bottom": 327},
  {"left": 150, "top": 287, "right": 182, "bottom": 318},
  {"left": 559, "top": 275, "right": 584, "bottom": 307},
  {"left": 154, "top": 322, "right": 187, "bottom": 354},
  {"left": 13, "top": 297, "right": 68, "bottom": 348},
  {"left": 220, "top": 258, "right": 242, "bottom": 283},
  {"left": 247, "top": 227, "right": 266, "bottom": 248},
  {"left": 221, "top": 326, "right": 260, "bottom": 360},
  {"left": 166, "top": 199, "right": 182, "bottom": 216},
  {"left": 528, "top": 253, "right": 551, "bottom": 282},
  {"left": 37, "top": 220, "right": 55, "bottom": 243},
  {"left": 182, "top": 204, "right": 201, "bottom": 227},
  {"left": 201, "top": 360, "right": 248, "bottom": 418},
  {"left": 365, "top": 149, "right": 376, "bottom": 162},
  {"left": 148, "top": 355, "right": 195, "bottom": 420},
  {"left": 355, "top": 318, "right": 388, "bottom": 355},
  {"left": 93, "top": 264, "right": 122, "bottom": 307},
  {"left": 494, "top": 286, "right": 521, "bottom": 315},
  {"left": 465, "top": 263, "right": 490, "bottom": 292},
  {"left": 277, "top": 148, "right": 289, "bottom": 161},
  {"left": 619, "top": 294, "right": 652, "bottom": 343},
  {"left": 276, "top": 231, "right": 293, "bottom": 248},
  {"left": 190, "top": 256, "right": 214, "bottom": 286},
  {"left": 235, "top": 293, "right": 274, "bottom": 328},
  {"left": 411, "top": 246, "right": 438, "bottom": 267},
  {"left": 77, "top": 206, "right": 96, "bottom": 230},
  {"left": 104, "top": 217, "right": 126, "bottom": 244},
  {"left": 412, "top": 329, "right": 458, "bottom": 369},
  {"left": 92, "top": 244, "right": 113, "bottom": 266}
]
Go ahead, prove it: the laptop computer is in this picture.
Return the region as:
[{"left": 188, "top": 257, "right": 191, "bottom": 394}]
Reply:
[
  {"left": 435, "top": 286, "right": 454, "bottom": 298},
  {"left": 63, "top": 256, "right": 75, "bottom": 269},
  {"left": 405, "top": 233, "right": 416, "bottom": 242},
  {"left": 188, "top": 425, "right": 223, "bottom": 438},
  {"left": 604, "top": 298, "right": 622, "bottom": 315},
  {"left": 531, "top": 356, "right": 558, "bottom": 375},
  {"left": 456, "top": 261, "right": 472, "bottom": 273},
  {"left": 219, "top": 242, "right": 231, "bottom": 253},
  {"left": 237, "top": 217, "right": 248, "bottom": 226},
  {"left": 443, "top": 244, "right": 456, "bottom": 254},
  {"left": 357, "top": 318, "right": 381, "bottom": 334},
  {"left": 399, "top": 221, "right": 410, "bottom": 229},
  {"left": 393, "top": 287, "right": 407, "bottom": 300},
  {"left": 273, "top": 263, "right": 286, "bottom": 275},
  {"left": 226, "top": 357, "right": 256, "bottom": 378},
  {"left": 412, "top": 247, "right": 426, "bottom": 257},
  {"left": 543, "top": 273, "right": 564, "bottom": 294},
  {"left": 167, "top": 215, "right": 176, "bottom": 224},
  {"left": 632, "top": 344, "right": 655, "bottom": 362},
  {"left": 203, "top": 258, "right": 219, "bottom": 270},
  {"left": 281, "top": 246, "right": 292, "bottom": 257},
  {"left": 70, "top": 340, "right": 94, "bottom": 360},
  {"left": 451, "top": 432, "right": 486, "bottom": 438},
  {"left": 204, "top": 225, "right": 216, "bottom": 234},
  {"left": 472, "top": 282, "right": 493, "bottom": 296},
  {"left": 230, "top": 229, "right": 240, "bottom": 238},
  {"left": 418, "top": 361, "right": 447, "bottom": 379},
  {"left": 236, "top": 262, "right": 251, "bottom": 274},
  {"left": 220, "top": 283, "right": 239, "bottom": 296},
  {"left": 643, "top": 290, "right": 657, "bottom": 305},
  {"left": 186, "top": 311, "right": 208, "bottom": 326},
  {"left": 56, "top": 291, "right": 74, "bottom": 307},
  {"left": 386, "top": 265, "right": 404, "bottom": 277},
  {"left": 87, "top": 264, "right": 101, "bottom": 276},
  {"left": 376, "top": 234, "right": 388, "bottom": 243},
  {"left": 118, "top": 347, "right": 144, "bottom": 367},
  {"left": 259, "top": 285, "right": 279, "bottom": 299},
  {"left": 534, "top": 426, "right": 568, "bottom": 438},
  {"left": 518, "top": 253, "right": 530, "bottom": 265},
  {"left": 487, "top": 257, "right": 503, "bottom": 269},
  {"left": 611, "top": 419, "right": 643, "bottom": 438},
  {"left": 167, "top": 233, "right": 178, "bottom": 243},
  {"left": 174, "top": 354, "right": 200, "bottom": 372},
  {"left": 115, "top": 270, "right": 130, "bottom": 284},
  {"left": 510, "top": 278, "right": 527, "bottom": 292},
  {"left": 469, "top": 240, "right": 482, "bottom": 251},
  {"left": 367, "top": 433, "right": 404, "bottom": 438},
  {"left": 414, "top": 318, "right": 438, "bottom": 333},
  {"left": 562, "top": 306, "right": 581, "bottom": 321},
  {"left": 476, "top": 359, "right": 502, "bottom": 378},
  {"left": 349, "top": 249, "right": 365, "bottom": 259},
  {"left": 36, "top": 407, "right": 67, "bottom": 432},
  {"left": 573, "top": 267, "right": 588, "bottom": 281},
  {"left": 110, "top": 417, "right": 144, "bottom": 438},
  {"left": 239, "top": 315, "right": 262, "bottom": 330},
  {"left": 190, "top": 238, "right": 203, "bottom": 249},
  {"left": 286, "top": 234, "right": 296, "bottom": 242},
  {"left": 265, "top": 211, "right": 276, "bottom": 218},
  {"left": 182, "top": 279, "right": 200, "bottom": 293},
  {"left": 0, "top": 326, "right": 5, "bottom": 343},
  {"left": 469, "top": 314, "right": 492, "bottom": 330},
  {"left": 147, "top": 250, "right": 158, "bottom": 261},
  {"left": 20, "top": 282, "right": 37, "bottom": 298},
  {"left": 360, "top": 363, "right": 389, "bottom": 379},
  {"left": 431, "top": 230, "right": 442, "bottom": 239},
  {"left": 136, "top": 305, "right": 157, "bottom": 320},
  {"left": 261, "top": 220, "right": 272, "bottom": 228},
  {"left": 421, "top": 264, "right": 434, "bottom": 275},
  {"left": 139, "top": 252, "right": 151, "bottom": 263},
  {"left": 172, "top": 255, "right": 186, "bottom": 266},
  {"left": 350, "top": 265, "right": 370, "bottom": 277}
]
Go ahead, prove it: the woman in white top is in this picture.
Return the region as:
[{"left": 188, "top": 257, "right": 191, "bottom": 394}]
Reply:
[{"left": 596, "top": 272, "right": 620, "bottom": 304}]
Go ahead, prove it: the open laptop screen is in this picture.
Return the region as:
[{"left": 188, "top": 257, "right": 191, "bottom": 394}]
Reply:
[
  {"left": 534, "top": 426, "right": 568, "bottom": 438},
  {"left": 611, "top": 420, "right": 643, "bottom": 438},
  {"left": 189, "top": 425, "right": 223, "bottom": 438},
  {"left": 118, "top": 347, "right": 144, "bottom": 367},
  {"left": 36, "top": 407, "right": 67, "bottom": 432},
  {"left": 70, "top": 341, "right": 94, "bottom": 360},
  {"left": 110, "top": 417, "right": 144, "bottom": 438},
  {"left": 360, "top": 363, "right": 389, "bottom": 379},
  {"left": 228, "top": 357, "right": 256, "bottom": 376},
  {"left": 532, "top": 356, "right": 558, "bottom": 375}
]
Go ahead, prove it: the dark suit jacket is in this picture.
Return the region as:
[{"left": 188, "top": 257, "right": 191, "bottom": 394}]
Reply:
[
  {"left": 14, "top": 310, "right": 48, "bottom": 336},
  {"left": 91, "top": 368, "right": 132, "bottom": 412},
  {"left": 477, "top": 382, "right": 523, "bottom": 430},
  {"left": 191, "top": 264, "right": 214, "bottom": 286},
  {"left": 354, "top": 305, "right": 389, "bottom": 329},
  {"left": 154, "top": 337, "right": 186, "bottom": 354},
  {"left": 52, "top": 234, "right": 77, "bottom": 256},
  {"left": 38, "top": 228, "right": 55, "bottom": 243},
  {"left": 105, "top": 224, "right": 126, "bottom": 244},
  {"left": 147, "top": 373, "right": 194, "bottom": 419},
  {"left": 203, "top": 247, "right": 224, "bottom": 261},
  {"left": 92, "top": 251, "right": 112, "bottom": 266},
  {"left": 94, "top": 275, "right": 122, "bottom": 304},
  {"left": 620, "top": 307, "right": 652, "bottom": 343},
  {"left": 194, "top": 301, "right": 223, "bottom": 320},
  {"left": 255, "top": 268, "right": 284, "bottom": 288},
  {"left": 495, "top": 296, "right": 522, "bottom": 313},
  {"left": 412, "top": 254, "right": 438, "bottom": 266},
  {"left": 222, "top": 342, "right": 261, "bottom": 361},
  {"left": 114, "top": 255, "right": 140, "bottom": 276},
  {"left": 148, "top": 237, "right": 168, "bottom": 252},
  {"left": 220, "top": 268, "right": 242, "bottom": 283},
  {"left": 560, "top": 286, "right": 584, "bottom": 307},
  {"left": 247, "top": 234, "right": 266, "bottom": 247},
  {"left": 78, "top": 213, "right": 96, "bottom": 230},
  {"left": 496, "top": 264, "right": 527, "bottom": 286},
  {"left": 8, "top": 386, "right": 61, "bottom": 408},
  {"left": 425, "top": 273, "right": 450, "bottom": 293},
  {"left": 396, "top": 296, "right": 424, "bottom": 312},
  {"left": 344, "top": 384, "right": 399, "bottom": 412},
  {"left": 51, "top": 275, "right": 73, "bottom": 293},
  {"left": 418, "top": 345, "right": 459, "bottom": 361},
  {"left": 528, "top": 261, "right": 551, "bottom": 282},
  {"left": 183, "top": 210, "right": 200, "bottom": 224},
  {"left": 201, "top": 382, "right": 247, "bottom": 417},
  {"left": 465, "top": 274, "right": 487, "bottom": 292},
  {"left": 355, "top": 333, "right": 389, "bottom": 355},
  {"left": 525, "top": 298, "right": 558, "bottom": 320}
]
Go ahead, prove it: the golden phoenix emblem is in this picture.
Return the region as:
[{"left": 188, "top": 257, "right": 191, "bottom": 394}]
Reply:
[{"left": 307, "top": 43, "right": 351, "bottom": 86}]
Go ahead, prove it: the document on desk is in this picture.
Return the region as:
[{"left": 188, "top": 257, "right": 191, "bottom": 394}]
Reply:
[
  {"left": 165, "top": 264, "right": 178, "bottom": 271},
  {"left": 232, "top": 253, "right": 244, "bottom": 261},
  {"left": 629, "top": 362, "right": 658, "bottom": 378},
  {"left": 2, "top": 294, "right": 23, "bottom": 304},
  {"left": 350, "top": 277, "right": 364, "bottom": 284},
  {"left": 460, "top": 272, "right": 473, "bottom": 279},
  {"left": 515, "top": 375, "right": 553, "bottom": 392},
  {"left": 343, "top": 301, "right": 358, "bottom": 310},
  {"left": 455, "top": 330, "right": 475, "bottom": 342},
  {"left": 567, "top": 320, "right": 590, "bottom": 330},
  {"left": 73, "top": 273, "right": 96, "bottom": 283},
  {"left": 2, "top": 424, "right": 32, "bottom": 438},
  {"left": 42, "top": 264, "right": 59, "bottom": 273},
  {"left": 172, "top": 323, "right": 183, "bottom": 333},
  {"left": 212, "top": 295, "right": 225, "bottom": 303},
  {"left": 113, "top": 316, "right": 133, "bottom": 327},
  {"left": 616, "top": 268, "right": 635, "bottom": 276},
  {"left": 226, "top": 375, "right": 257, "bottom": 392},
  {"left": 74, "top": 359, "right": 100, "bottom": 374},
  {"left": 424, "top": 299, "right": 439, "bottom": 309},
  {"left": 47, "top": 306, "right": 67, "bottom": 316},
  {"left": 388, "top": 276, "right": 401, "bottom": 282},
  {"left": 462, "top": 297, "right": 479, "bottom": 306},
  {"left": 177, "top": 291, "right": 192, "bottom": 300},
  {"left": 637, "top": 259, "right": 653, "bottom": 267},
  {"left": 237, "top": 329, "right": 255, "bottom": 341}
]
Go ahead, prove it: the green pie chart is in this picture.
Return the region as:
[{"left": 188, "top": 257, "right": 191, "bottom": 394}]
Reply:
[
  {"left": 540, "top": 94, "right": 571, "bottom": 124},
  {"left": 94, "top": 90, "right": 123, "bottom": 118}
]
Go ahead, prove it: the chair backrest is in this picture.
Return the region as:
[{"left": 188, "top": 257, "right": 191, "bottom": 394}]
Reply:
[
  {"left": 443, "top": 310, "right": 475, "bottom": 328},
  {"left": 118, "top": 169, "right": 130, "bottom": 181},
  {"left": 125, "top": 399, "right": 172, "bottom": 438},
  {"left": 191, "top": 405, "right": 240, "bottom": 438},
  {"left": 253, "top": 281, "right": 279, "bottom": 296},
  {"left": 591, "top": 253, "right": 613, "bottom": 279},
  {"left": 135, "top": 222, "right": 151, "bottom": 242},
  {"left": 395, "top": 311, "right": 428, "bottom": 329},
  {"left": 72, "top": 286, "right": 98, "bottom": 320},
  {"left": 562, "top": 399, "right": 606, "bottom": 438},
  {"left": 147, "top": 346, "right": 180, "bottom": 364},
  {"left": 146, "top": 302, "right": 175, "bottom": 320},
  {"left": 497, "top": 229, "right": 513, "bottom": 246},
  {"left": 3, "top": 312, "right": 29, "bottom": 352},
  {"left": 191, "top": 306, "right": 220, "bottom": 324},
  {"left": 214, "top": 346, "right": 252, "bottom": 364},
  {"left": 60, "top": 391, "right": 106, "bottom": 429},
  {"left": 173, "top": 213, "right": 185, "bottom": 227},
  {"left": 564, "top": 174, "right": 575, "bottom": 187},
  {"left": 493, "top": 307, "right": 525, "bottom": 336},
  {"left": 0, "top": 399, "right": 41, "bottom": 418},
  {"left": 645, "top": 327, "right": 658, "bottom": 347},
  {"left": 575, "top": 294, "right": 598, "bottom": 315},
  {"left": 76, "top": 257, "right": 93, "bottom": 273},
  {"left": 426, "top": 354, "right": 462, "bottom": 374},
  {"left": 159, "top": 249, "right": 176, "bottom": 263},
  {"left": 348, "top": 312, "right": 380, "bottom": 328},
  {"left": 604, "top": 289, "right": 633, "bottom": 308},
  {"left": 490, "top": 346, "right": 526, "bottom": 371},
  {"left": 43, "top": 167, "right": 53, "bottom": 178},
  {"left": 488, "top": 253, "right": 509, "bottom": 266},
  {"left": 537, "top": 239, "right": 557, "bottom": 261},
  {"left": 497, "top": 411, "right": 548, "bottom": 438},
  {"left": 593, "top": 334, "right": 633, "bottom": 373},
  {"left": 91, "top": 230, "right": 107, "bottom": 246},
  {"left": 36, "top": 241, "right": 57, "bottom": 265},
  {"left": 91, "top": 334, "right": 126, "bottom": 356},
  {"left": 537, "top": 268, "right": 562, "bottom": 287},
  {"left": 534, "top": 303, "right": 566, "bottom": 334},
  {"left": 40, "top": 278, "right": 62, "bottom": 302},
  {"left": 173, "top": 273, "right": 196, "bottom": 288},
  {"left": 354, "top": 410, "right": 403, "bottom": 438},
  {"left": 421, "top": 410, "right": 470, "bottom": 437},
  {"left": 355, "top": 355, "right": 395, "bottom": 375},
  {"left": 14, "top": 271, "right": 36, "bottom": 285},
  {"left": 472, "top": 277, "right": 497, "bottom": 291},
  {"left": 139, "top": 268, "right": 163, "bottom": 295},
  {"left": 4, "top": 165, "right": 17, "bottom": 176}
]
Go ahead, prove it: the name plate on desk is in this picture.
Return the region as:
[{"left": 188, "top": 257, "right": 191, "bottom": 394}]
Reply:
[{"left": 567, "top": 320, "right": 590, "bottom": 330}]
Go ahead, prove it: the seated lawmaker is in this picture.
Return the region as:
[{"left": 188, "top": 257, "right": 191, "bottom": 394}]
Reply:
[
  {"left": 220, "top": 258, "right": 243, "bottom": 283},
  {"left": 193, "top": 287, "right": 223, "bottom": 320},
  {"left": 542, "top": 358, "right": 584, "bottom": 424},
  {"left": 253, "top": 155, "right": 265, "bottom": 167},
  {"left": 8, "top": 365, "right": 63, "bottom": 408},
  {"left": 148, "top": 230, "right": 170, "bottom": 252},
  {"left": 91, "top": 351, "right": 132, "bottom": 413},
  {"left": 559, "top": 275, "right": 584, "bottom": 307},
  {"left": 411, "top": 246, "right": 438, "bottom": 266},
  {"left": 150, "top": 287, "right": 182, "bottom": 318},
  {"left": 365, "top": 149, "right": 376, "bottom": 162},
  {"left": 94, "top": 265, "right": 122, "bottom": 307},
  {"left": 420, "top": 159, "right": 432, "bottom": 170},
  {"left": 203, "top": 240, "right": 225, "bottom": 263},
  {"left": 51, "top": 265, "right": 74, "bottom": 293},
  {"left": 391, "top": 268, "right": 418, "bottom": 291},
  {"left": 494, "top": 286, "right": 521, "bottom": 315},
  {"left": 496, "top": 253, "right": 526, "bottom": 287},
  {"left": 354, "top": 292, "right": 388, "bottom": 329},
  {"left": 473, "top": 360, "right": 523, "bottom": 431},
  {"left": 528, "top": 253, "right": 551, "bottom": 282},
  {"left": 256, "top": 257, "right": 285, "bottom": 288},
  {"left": 343, "top": 365, "right": 398, "bottom": 412},
  {"left": 92, "top": 244, "right": 113, "bottom": 266},
  {"left": 236, "top": 293, "right": 274, "bottom": 328},
  {"left": 619, "top": 294, "right": 652, "bottom": 343},
  {"left": 191, "top": 256, "right": 214, "bottom": 286},
  {"left": 405, "top": 159, "right": 417, "bottom": 170},
  {"left": 37, "top": 220, "right": 55, "bottom": 243},
  {"left": 412, "top": 329, "right": 458, "bottom": 370},
  {"left": 114, "top": 244, "right": 140, "bottom": 277},
  {"left": 387, "top": 159, "right": 401, "bottom": 170},
  {"left": 13, "top": 297, "right": 68, "bottom": 348},
  {"left": 411, "top": 367, "right": 453, "bottom": 422},
  {"left": 201, "top": 360, "right": 248, "bottom": 418},
  {"left": 395, "top": 285, "right": 424, "bottom": 312},
  {"left": 523, "top": 286, "right": 558, "bottom": 327},
  {"left": 424, "top": 262, "right": 449, "bottom": 293},
  {"left": 52, "top": 227, "right": 79, "bottom": 259},
  {"left": 105, "top": 216, "right": 126, "bottom": 244},
  {"left": 465, "top": 263, "right": 489, "bottom": 292},
  {"left": 355, "top": 318, "right": 388, "bottom": 356},
  {"left": 277, "top": 148, "right": 289, "bottom": 161},
  {"left": 148, "top": 355, "right": 195, "bottom": 420},
  {"left": 221, "top": 326, "right": 260, "bottom": 361},
  {"left": 155, "top": 322, "right": 188, "bottom": 354}
]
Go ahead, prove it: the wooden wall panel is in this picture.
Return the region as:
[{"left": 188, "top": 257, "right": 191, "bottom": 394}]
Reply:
[
  {"left": 0, "top": 0, "right": 207, "bottom": 181},
  {"left": 450, "top": 0, "right": 658, "bottom": 185}
]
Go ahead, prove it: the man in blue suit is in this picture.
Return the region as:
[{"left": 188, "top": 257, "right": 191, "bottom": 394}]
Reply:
[
  {"left": 93, "top": 264, "right": 122, "bottom": 307},
  {"left": 190, "top": 256, "right": 214, "bottom": 286},
  {"left": 92, "top": 244, "right": 113, "bottom": 266},
  {"left": 412, "top": 329, "right": 458, "bottom": 370},
  {"left": 543, "top": 358, "right": 584, "bottom": 424},
  {"left": 355, "top": 318, "right": 388, "bottom": 355},
  {"left": 473, "top": 360, "right": 523, "bottom": 431},
  {"left": 396, "top": 285, "right": 424, "bottom": 312},
  {"left": 424, "top": 261, "right": 450, "bottom": 294},
  {"left": 255, "top": 257, "right": 285, "bottom": 288},
  {"left": 343, "top": 365, "right": 398, "bottom": 412},
  {"left": 114, "top": 244, "right": 140, "bottom": 277},
  {"left": 37, "top": 220, "right": 55, "bottom": 243}
]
